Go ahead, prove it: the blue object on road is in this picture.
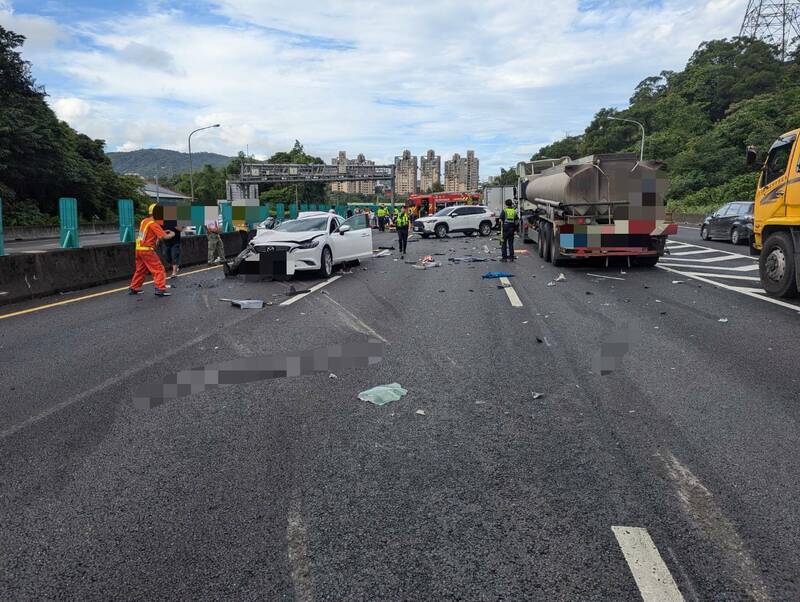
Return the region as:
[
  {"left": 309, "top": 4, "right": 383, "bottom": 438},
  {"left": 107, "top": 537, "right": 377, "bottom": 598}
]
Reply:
[{"left": 482, "top": 272, "right": 514, "bottom": 279}]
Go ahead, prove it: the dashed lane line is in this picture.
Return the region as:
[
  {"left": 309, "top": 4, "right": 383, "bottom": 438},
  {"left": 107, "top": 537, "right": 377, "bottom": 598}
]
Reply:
[
  {"left": 499, "top": 276, "right": 523, "bottom": 307},
  {"left": 0, "top": 264, "right": 222, "bottom": 321},
  {"left": 611, "top": 526, "right": 684, "bottom": 602},
  {"left": 668, "top": 249, "right": 719, "bottom": 256}
]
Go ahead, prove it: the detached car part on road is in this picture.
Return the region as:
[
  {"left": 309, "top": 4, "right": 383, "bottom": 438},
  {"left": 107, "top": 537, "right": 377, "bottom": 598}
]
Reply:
[{"left": 223, "top": 212, "right": 372, "bottom": 279}]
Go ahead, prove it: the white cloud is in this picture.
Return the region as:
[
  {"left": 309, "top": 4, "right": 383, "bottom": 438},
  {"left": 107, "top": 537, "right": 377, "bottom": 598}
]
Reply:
[
  {"left": 4, "top": 0, "right": 746, "bottom": 175},
  {"left": 0, "top": 2, "right": 65, "bottom": 51},
  {"left": 52, "top": 97, "right": 90, "bottom": 121}
]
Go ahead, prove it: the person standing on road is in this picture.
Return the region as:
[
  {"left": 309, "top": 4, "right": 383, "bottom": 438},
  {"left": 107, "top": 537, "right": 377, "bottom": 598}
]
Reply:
[
  {"left": 396, "top": 204, "right": 410, "bottom": 259},
  {"left": 206, "top": 216, "right": 225, "bottom": 264},
  {"left": 129, "top": 203, "right": 174, "bottom": 297},
  {"left": 377, "top": 205, "right": 387, "bottom": 231},
  {"left": 162, "top": 222, "right": 182, "bottom": 280},
  {"left": 499, "top": 198, "right": 518, "bottom": 262}
]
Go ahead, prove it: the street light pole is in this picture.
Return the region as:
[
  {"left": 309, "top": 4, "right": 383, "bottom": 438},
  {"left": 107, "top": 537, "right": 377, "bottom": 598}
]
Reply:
[
  {"left": 188, "top": 124, "right": 220, "bottom": 203},
  {"left": 608, "top": 116, "right": 646, "bottom": 161}
]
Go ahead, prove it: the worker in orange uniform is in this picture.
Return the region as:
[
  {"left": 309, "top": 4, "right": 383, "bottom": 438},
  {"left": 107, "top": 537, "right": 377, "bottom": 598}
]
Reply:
[{"left": 129, "top": 203, "right": 174, "bottom": 297}]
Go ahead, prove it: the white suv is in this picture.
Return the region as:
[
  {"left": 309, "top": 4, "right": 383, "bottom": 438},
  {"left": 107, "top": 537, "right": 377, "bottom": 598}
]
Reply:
[{"left": 413, "top": 205, "right": 496, "bottom": 238}]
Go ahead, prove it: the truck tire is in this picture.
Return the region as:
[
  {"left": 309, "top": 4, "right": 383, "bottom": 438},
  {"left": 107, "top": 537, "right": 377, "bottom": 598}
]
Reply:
[
  {"left": 633, "top": 256, "right": 659, "bottom": 267},
  {"left": 543, "top": 223, "right": 553, "bottom": 263},
  {"left": 760, "top": 232, "right": 798, "bottom": 298},
  {"left": 550, "top": 227, "right": 565, "bottom": 267}
]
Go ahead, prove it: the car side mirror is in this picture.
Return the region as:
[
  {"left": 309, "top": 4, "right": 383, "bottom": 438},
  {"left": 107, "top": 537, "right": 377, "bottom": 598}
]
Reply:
[
  {"left": 746, "top": 145, "right": 758, "bottom": 166},
  {"left": 338, "top": 225, "right": 351, "bottom": 235}
]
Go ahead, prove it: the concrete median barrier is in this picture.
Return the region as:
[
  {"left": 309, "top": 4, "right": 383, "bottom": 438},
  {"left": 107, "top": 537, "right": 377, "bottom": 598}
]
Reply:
[{"left": 0, "top": 232, "right": 244, "bottom": 306}]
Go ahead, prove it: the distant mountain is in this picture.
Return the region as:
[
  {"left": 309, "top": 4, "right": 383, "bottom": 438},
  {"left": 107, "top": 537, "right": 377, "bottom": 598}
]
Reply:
[{"left": 107, "top": 148, "right": 234, "bottom": 176}]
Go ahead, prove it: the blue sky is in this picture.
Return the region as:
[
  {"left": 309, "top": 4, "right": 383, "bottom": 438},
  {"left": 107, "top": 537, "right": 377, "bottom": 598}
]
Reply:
[{"left": 1, "top": 0, "right": 745, "bottom": 177}]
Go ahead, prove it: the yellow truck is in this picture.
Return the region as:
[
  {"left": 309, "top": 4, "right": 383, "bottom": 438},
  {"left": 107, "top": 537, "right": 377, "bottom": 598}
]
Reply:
[{"left": 747, "top": 129, "right": 800, "bottom": 298}]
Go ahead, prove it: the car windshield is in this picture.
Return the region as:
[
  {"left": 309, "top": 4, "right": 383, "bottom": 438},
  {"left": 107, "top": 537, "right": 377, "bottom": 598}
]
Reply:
[
  {"left": 274, "top": 217, "right": 328, "bottom": 232},
  {"left": 433, "top": 208, "right": 454, "bottom": 217}
]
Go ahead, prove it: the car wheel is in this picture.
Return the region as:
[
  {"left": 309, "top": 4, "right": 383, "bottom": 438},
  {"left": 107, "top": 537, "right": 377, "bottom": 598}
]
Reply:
[
  {"left": 730, "top": 228, "right": 741, "bottom": 245},
  {"left": 319, "top": 246, "right": 333, "bottom": 278},
  {"left": 478, "top": 221, "right": 492, "bottom": 236},
  {"left": 760, "top": 232, "right": 798, "bottom": 298},
  {"left": 435, "top": 224, "right": 448, "bottom": 239},
  {"left": 700, "top": 225, "right": 711, "bottom": 241}
]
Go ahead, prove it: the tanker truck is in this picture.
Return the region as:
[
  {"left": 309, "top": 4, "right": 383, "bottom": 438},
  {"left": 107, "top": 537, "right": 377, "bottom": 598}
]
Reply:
[{"left": 516, "top": 153, "right": 677, "bottom": 267}]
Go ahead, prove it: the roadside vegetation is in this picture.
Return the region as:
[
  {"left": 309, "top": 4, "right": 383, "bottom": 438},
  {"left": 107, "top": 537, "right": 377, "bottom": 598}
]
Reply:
[{"left": 504, "top": 37, "right": 800, "bottom": 215}]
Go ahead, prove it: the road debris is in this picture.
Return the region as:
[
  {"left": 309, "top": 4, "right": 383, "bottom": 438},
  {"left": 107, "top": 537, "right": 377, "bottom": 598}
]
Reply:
[
  {"left": 536, "top": 337, "right": 543, "bottom": 343},
  {"left": 531, "top": 392, "right": 545, "bottom": 400},
  {"left": 672, "top": 280, "right": 685, "bottom": 284},
  {"left": 555, "top": 273, "right": 567, "bottom": 282},
  {"left": 358, "top": 383, "right": 408, "bottom": 406},
  {"left": 718, "top": 318, "right": 729, "bottom": 323},
  {"left": 286, "top": 286, "right": 312, "bottom": 296},
  {"left": 329, "top": 373, "right": 338, "bottom": 379},
  {"left": 415, "top": 409, "right": 426, "bottom": 416},
  {"left": 219, "top": 298, "right": 265, "bottom": 309},
  {"left": 586, "top": 273, "right": 625, "bottom": 281},
  {"left": 482, "top": 271, "right": 514, "bottom": 279},
  {"left": 374, "top": 250, "right": 391, "bottom": 257},
  {"left": 378, "top": 245, "right": 396, "bottom": 250}
]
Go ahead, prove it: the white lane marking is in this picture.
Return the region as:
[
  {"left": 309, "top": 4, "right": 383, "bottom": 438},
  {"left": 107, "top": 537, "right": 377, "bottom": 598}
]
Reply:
[
  {"left": 666, "top": 242, "right": 697, "bottom": 250},
  {"left": 280, "top": 276, "right": 342, "bottom": 307},
  {"left": 287, "top": 495, "right": 315, "bottom": 602},
  {"left": 668, "top": 249, "right": 719, "bottom": 256},
  {"left": 680, "top": 272, "right": 760, "bottom": 282},
  {"left": 587, "top": 273, "right": 626, "bottom": 281},
  {"left": 662, "top": 253, "right": 748, "bottom": 263},
  {"left": 667, "top": 241, "right": 756, "bottom": 259},
  {"left": 659, "top": 453, "right": 772, "bottom": 601},
  {"left": 318, "top": 293, "right": 389, "bottom": 343},
  {"left": 657, "top": 262, "right": 759, "bottom": 272},
  {"left": 658, "top": 265, "right": 800, "bottom": 313},
  {"left": 611, "top": 526, "right": 684, "bottom": 601},
  {"left": 677, "top": 225, "right": 701, "bottom": 230},
  {"left": 499, "top": 277, "right": 523, "bottom": 307}
]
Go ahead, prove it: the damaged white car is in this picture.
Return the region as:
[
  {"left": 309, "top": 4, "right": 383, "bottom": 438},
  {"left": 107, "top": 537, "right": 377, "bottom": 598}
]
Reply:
[{"left": 223, "top": 212, "right": 372, "bottom": 279}]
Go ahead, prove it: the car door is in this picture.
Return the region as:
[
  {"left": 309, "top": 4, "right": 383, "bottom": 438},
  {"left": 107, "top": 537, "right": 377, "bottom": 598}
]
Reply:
[
  {"left": 709, "top": 203, "right": 731, "bottom": 237},
  {"left": 336, "top": 213, "right": 372, "bottom": 261},
  {"left": 448, "top": 207, "right": 467, "bottom": 232},
  {"left": 469, "top": 207, "right": 486, "bottom": 229}
]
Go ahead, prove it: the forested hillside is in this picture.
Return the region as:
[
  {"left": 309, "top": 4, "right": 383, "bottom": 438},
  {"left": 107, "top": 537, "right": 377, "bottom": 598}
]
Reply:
[
  {"left": 0, "top": 26, "right": 145, "bottom": 226},
  {"left": 108, "top": 149, "right": 232, "bottom": 176},
  {"left": 528, "top": 38, "right": 800, "bottom": 214}
]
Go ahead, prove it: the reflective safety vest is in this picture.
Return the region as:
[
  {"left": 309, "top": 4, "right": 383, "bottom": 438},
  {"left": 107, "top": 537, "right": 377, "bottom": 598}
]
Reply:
[
  {"left": 396, "top": 212, "right": 409, "bottom": 227},
  {"left": 135, "top": 217, "right": 156, "bottom": 251},
  {"left": 503, "top": 207, "right": 517, "bottom": 221}
]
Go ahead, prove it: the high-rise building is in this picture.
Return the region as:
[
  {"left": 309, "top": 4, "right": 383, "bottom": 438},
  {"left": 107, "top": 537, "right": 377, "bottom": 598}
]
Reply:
[
  {"left": 466, "top": 150, "right": 479, "bottom": 191},
  {"left": 330, "top": 151, "right": 376, "bottom": 195},
  {"left": 444, "top": 151, "right": 479, "bottom": 192},
  {"left": 394, "top": 150, "right": 418, "bottom": 196},
  {"left": 420, "top": 149, "right": 441, "bottom": 192}
]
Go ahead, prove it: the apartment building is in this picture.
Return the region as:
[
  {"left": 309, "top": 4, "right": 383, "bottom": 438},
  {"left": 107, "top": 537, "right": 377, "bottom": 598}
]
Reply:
[
  {"left": 420, "top": 149, "right": 441, "bottom": 192},
  {"left": 444, "top": 150, "right": 479, "bottom": 192},
  {"left": 394, "top": 149, "right": 418, "bottom": 196},
  {"left": 330, "top": 151, "right": 376, "bottom": 195}
]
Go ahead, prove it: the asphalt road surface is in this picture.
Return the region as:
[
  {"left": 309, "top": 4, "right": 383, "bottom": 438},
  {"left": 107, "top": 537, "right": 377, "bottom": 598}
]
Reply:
[{"left": 2, "top": 228, "right": 799, "bottom": 600}]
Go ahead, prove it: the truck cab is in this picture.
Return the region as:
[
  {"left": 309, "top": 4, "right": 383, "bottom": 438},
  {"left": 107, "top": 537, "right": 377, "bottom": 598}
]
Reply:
[{"left": 751, "top": 128, "right": 800, "bottom": 297}]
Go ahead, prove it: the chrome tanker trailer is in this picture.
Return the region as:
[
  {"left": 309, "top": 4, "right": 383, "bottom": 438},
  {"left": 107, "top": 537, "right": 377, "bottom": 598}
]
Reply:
[{"left": 516, "top": 153, "right": 677, "bottom": 267}]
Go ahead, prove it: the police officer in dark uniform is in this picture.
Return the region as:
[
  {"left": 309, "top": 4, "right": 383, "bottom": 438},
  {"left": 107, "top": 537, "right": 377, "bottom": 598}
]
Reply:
[{"left": 499, "top": 198, "right": 518, "bottom": 262}]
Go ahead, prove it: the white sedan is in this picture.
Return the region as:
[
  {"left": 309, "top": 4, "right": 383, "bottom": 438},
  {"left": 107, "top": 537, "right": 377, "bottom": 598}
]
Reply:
[{"left": 224, "top": 212, "right": 372, "bottom": 278}]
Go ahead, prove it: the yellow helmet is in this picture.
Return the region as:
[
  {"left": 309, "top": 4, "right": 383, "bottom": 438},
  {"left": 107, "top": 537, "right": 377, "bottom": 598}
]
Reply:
[{"left": 148, "top": 203, "right": 157, "bottom": 215}]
